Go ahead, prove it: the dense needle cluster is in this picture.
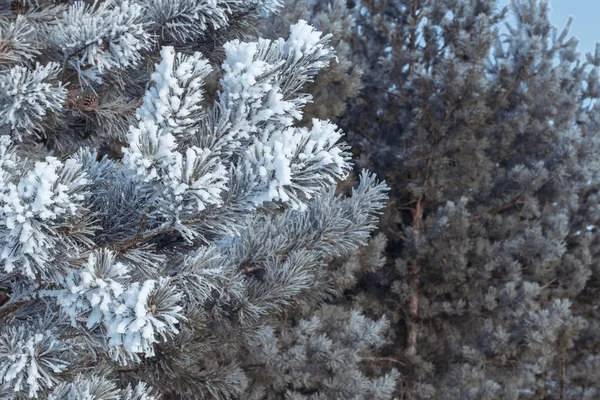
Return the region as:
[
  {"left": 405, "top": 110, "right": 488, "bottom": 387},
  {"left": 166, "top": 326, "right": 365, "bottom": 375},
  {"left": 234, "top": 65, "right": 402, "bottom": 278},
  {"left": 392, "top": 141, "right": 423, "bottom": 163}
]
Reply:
[
  {"left": 0, "top": 1, "right": 396, "bottom": 399},
  {"left": 3, "top": 0, "right": 600, "bottom": 399},
  {"left": 339, "top": 0, "right": 600, "bottom": 398}
]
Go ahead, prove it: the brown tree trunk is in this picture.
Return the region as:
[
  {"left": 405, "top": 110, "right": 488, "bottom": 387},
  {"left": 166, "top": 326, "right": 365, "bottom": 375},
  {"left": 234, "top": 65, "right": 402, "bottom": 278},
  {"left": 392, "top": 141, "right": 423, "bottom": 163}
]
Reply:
[{"left": 405, "top": 194, "right": 423, "bottom": 356}]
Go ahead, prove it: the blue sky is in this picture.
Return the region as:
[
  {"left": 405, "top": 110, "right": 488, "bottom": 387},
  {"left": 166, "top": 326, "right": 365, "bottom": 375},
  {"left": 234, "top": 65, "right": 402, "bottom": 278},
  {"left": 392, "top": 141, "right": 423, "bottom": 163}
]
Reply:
[
  {"left": 503, "top": 1, "right": 599, "bottom": 54},
  {"left": 547, "top": 1, "right": 598, "bottom": 53}
]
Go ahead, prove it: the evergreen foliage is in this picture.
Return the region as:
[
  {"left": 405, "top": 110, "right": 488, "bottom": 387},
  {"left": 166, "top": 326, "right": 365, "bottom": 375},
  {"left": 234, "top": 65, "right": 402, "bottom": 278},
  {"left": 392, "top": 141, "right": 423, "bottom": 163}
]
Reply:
[
  {"left": 266, "top": 0, "right": 363, "bottom": 124},
  {"left": 0, "top": 2, "right": 397, "bottom": 399},
  {"left": 341, "top": 0, "right": 600, "bottom": 398},
  {"left": 0, "top": 0, "right": 283, "bottom": 153},
  {"left": 4, "top": 0, "right": 600, "bottom": 398},
  {"left": 245, "top": 304, "right": 400, "bottom": 400}
]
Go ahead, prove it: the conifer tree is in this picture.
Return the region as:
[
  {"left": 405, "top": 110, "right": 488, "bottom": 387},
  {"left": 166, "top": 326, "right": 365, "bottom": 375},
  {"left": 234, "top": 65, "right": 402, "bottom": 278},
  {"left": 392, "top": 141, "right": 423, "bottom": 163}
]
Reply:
[
  {"left": 266, "top": 0, "right": 362, "bottom": 124},
  {"left": 0, "top": 0, "right": 282, "bottom": 154},
  {"left": 342, "top": 0, "right": 600, "bottom": 398},
  {"left": 0, "top": 4, "right": 398, "bottom": 399}
]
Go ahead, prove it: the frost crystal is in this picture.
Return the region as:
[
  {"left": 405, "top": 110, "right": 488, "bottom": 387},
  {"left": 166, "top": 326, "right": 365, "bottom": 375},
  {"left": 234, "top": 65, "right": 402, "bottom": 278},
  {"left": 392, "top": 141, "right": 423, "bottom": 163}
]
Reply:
[
  {"left": 213, "top": 21, "right": 349, "bottom": 208},
  {"left": 48, "top": 376, "right": 156, "bottom": 400},
  {"left": 54, "top": 251, "right": 183, "bottom": 358},
  {"left": 0, "top": 151, "right": 87, "bottom": 279},
  {"left": 123, "top": 47, "right": 228, "bottom": 215},
  {"left": 0, "top": 62, "right": 66, "bottom": 138},
  {"left": 244, "top": 119, "right": 349, "bottom": 208},
  {"left": 0, "top": 16, "right": 39, "bottom": 66},
  {"left": 0, "top": 324, "right": 69, "bottom": 398},
  {"left": 52, "top": 0, "right": 152, "bottom": 73},
  {"left": 146, "top": 0, "right": 230, "bottom": 42}
]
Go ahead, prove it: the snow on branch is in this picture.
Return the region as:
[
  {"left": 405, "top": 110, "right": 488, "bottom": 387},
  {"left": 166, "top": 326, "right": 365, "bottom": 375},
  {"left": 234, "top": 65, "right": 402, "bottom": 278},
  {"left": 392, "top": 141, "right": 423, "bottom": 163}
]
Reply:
[
  {"left": 123, "top": 46, "right": 228, "bottom": 217},
  {"left": 242, "top": 119, "right": 350, "bottom": 209},
  {"left": 145, "top": 0, "right": 232, "bottom": 42},
  {"left": 0, "top": 321, "right": 69, "bottom": 398},
  {"left": 0, "top": 62, "right": 66, "bottom": 138},
  {"left": 215, "top": 20, "right": 334, "bottom": 149},
  {"left": 52, "top": 0, "right": 152, "bottom": 74},
  {"left": 124, "top": 22, "right": 348, "bottom": 221},
  {"left": 48, "top": 375, "right": 156, "bottom": 400},
  {"left": 207, "top": 21, "right": 349, "bottom": 209},
  {"left": 0, "top": 138, "right": 88, "bottom": 279},
  {"left": 52, "top": 250, "right": 184, "bottom": 358},
  {"left": 136, "top": 46, "right": 212, "bottom": 139},
  {"left": 0, "top": 16, "right": 39, "bottom": 67}
]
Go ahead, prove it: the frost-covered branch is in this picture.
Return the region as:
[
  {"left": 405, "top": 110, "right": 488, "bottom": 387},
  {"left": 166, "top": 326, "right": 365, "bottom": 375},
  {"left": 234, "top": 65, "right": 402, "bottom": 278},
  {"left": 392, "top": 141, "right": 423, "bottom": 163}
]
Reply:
[
  {"left": 52, "top": 0, "right": 152, "bottom": 75},
  {"left": 0, "top": 13, "right": 392, "bottom": 400},
  {"left": 0, "top": 62, "right": 66, "bottom": 138}
]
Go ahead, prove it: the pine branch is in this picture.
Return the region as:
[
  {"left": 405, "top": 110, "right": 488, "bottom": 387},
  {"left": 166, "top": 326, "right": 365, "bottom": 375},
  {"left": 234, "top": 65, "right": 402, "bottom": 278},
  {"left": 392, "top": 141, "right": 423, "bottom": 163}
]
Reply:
[{"left": 470, "top": 176, "right": 553, "bottom": 221}]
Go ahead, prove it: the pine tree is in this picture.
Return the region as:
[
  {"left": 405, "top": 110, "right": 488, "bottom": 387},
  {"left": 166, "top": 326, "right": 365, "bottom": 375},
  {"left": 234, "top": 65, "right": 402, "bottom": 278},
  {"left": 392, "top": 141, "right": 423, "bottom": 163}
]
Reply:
[
  {"left": 0, "top": 10, "right": 398, "bottom": 399},
  {"left": 265, "top": 0, "right": 363, "bottom": 124},
  {"left": 0, "top": 0, "right": 282, "bottom": 154},
  {"left": 243, "top": 234, "right": 400, "bottom": 400},
  {"left": 341, "top": 0, "right": 600, "bottom": 398}
]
